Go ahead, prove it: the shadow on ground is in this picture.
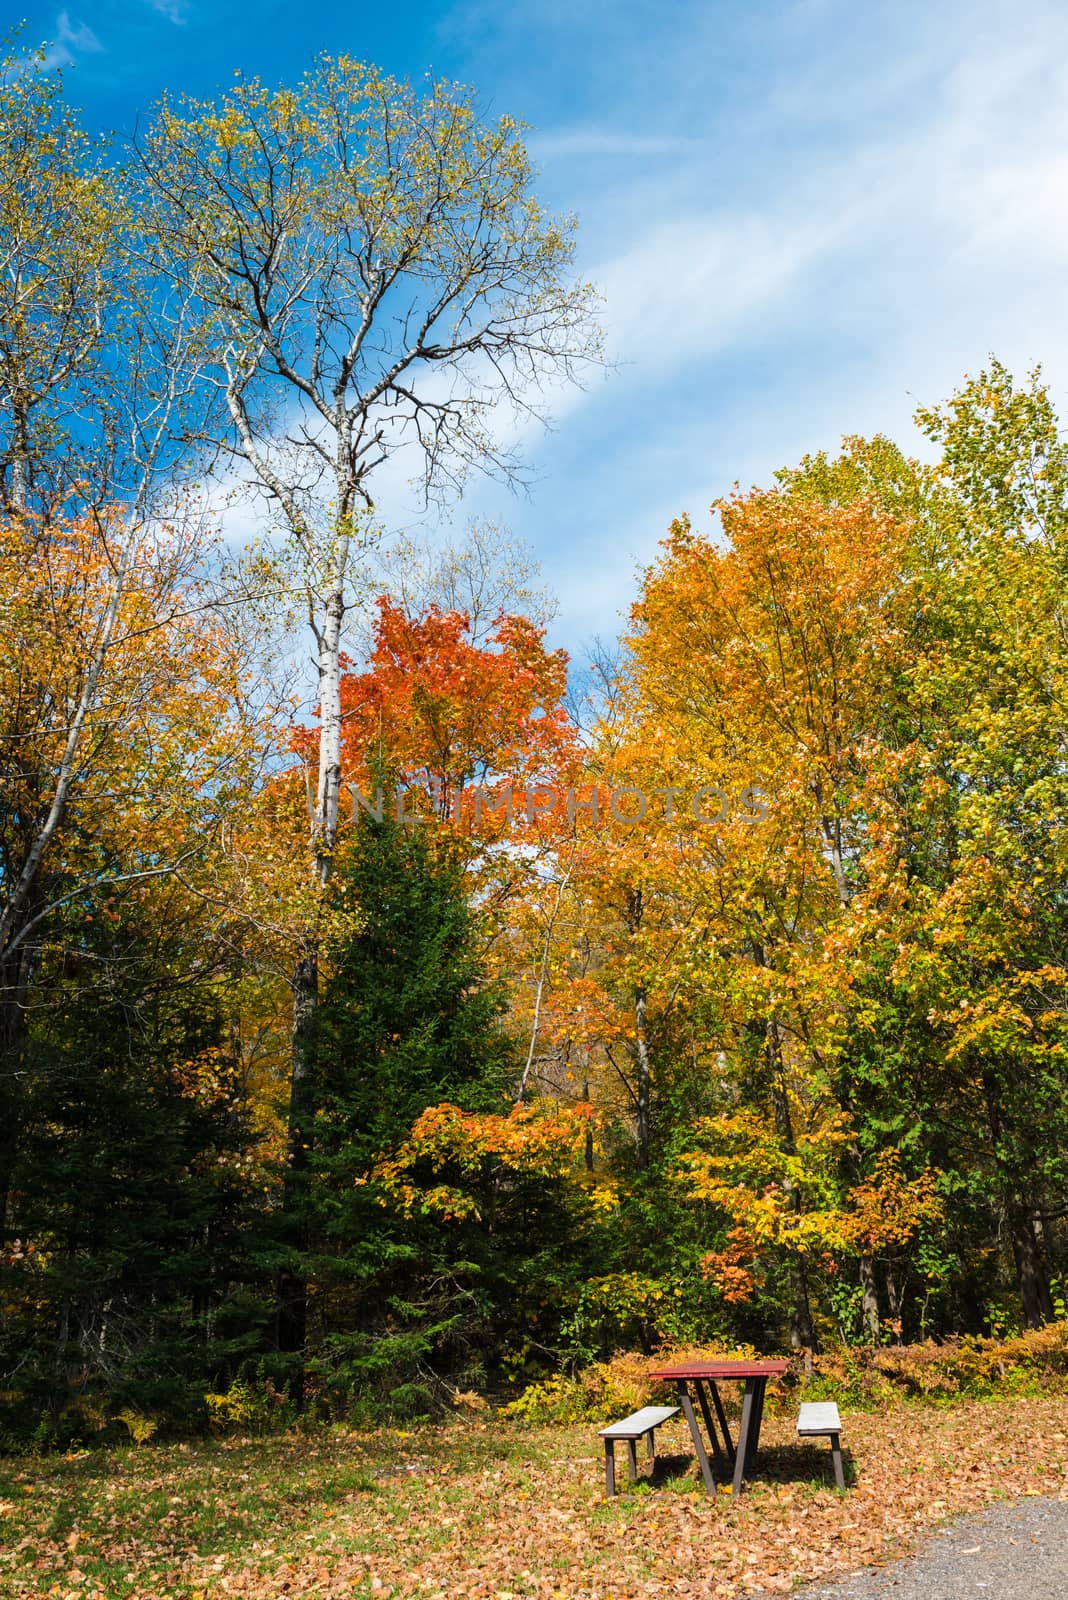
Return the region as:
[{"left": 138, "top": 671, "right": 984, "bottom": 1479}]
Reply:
[
  {"left": 620, "top": 1442, "right": 858, "bottom": 1495},
  {"left": 646, "top": 1451, "right": 695, "bottom": 1488},
  {"left": 755, "top": 1441, "right": 857, "bottom": 1489}
]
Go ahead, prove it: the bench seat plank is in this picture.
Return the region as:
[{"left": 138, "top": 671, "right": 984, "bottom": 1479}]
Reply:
[
  {"left": 599, "top": 1404, "right": 679, "bottom": 1439},
  {"left": 797, "top": 1401, "right": 842, "bottom": 1435},
  {"left": 796, "top": 1401, "right": 846, "bottom": 1489},
  {"left": 599, "top": 1405, "right": 680, "bottom": 1496}
]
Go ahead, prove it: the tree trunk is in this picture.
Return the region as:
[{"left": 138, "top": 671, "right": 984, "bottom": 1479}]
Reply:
[
  {"left": 790, "top": 1255, "right": 818, "bottom": 1352},
  {"left": 1008, "top": 1202, "right": 1054, "bottom": 1330},
  {"left": 0, "top": 937, "right": 39, "bottom": 1234},
  {"left": 276, "top": 563, "right": 348, "bottom": 1394},
  {"left": 0, "top": 996, "right": 24, "bottom": 1234},
  {"left": 981, "top": 1069, "right": 1053, "bottom": 1330},
  {"left": 311, "top": 574, "right": 346, "bottom": 883},
  {"left": 276, "top": 941, "right": 318, "bottom": 1384},
  {"left": 884, "top": 1262, "right": 905, "bottom": 1341},
  {"left": 766, "top": 1018, "right": 820, "bottom": 1352},
  {"left": 622, "top": 887, "right": 652, "bottom": 1171},
  {"left": 859, "top": 1254, "right": 880, "bottom": 1343},
  {"left": 7, "top": 397, "right": 31, "bottom": 514},
  {"left": 634, "top": 984, "right": 651, "bottom": 1171}
]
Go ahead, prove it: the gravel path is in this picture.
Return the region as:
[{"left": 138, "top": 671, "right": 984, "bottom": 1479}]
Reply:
[{"left": 782, "top": 1497, "right": 1068, "bottom": 1598}]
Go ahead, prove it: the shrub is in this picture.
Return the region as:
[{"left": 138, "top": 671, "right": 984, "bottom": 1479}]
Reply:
[
  {"left": 504, "top": 1342, "right": 759, "bottom": 1424},
  {"left": 504, "top": 1322, "right": 1068, "bottom": 1423},
  {"left": 203, "top": 1375, "right": 295, "bottom": 1436}
]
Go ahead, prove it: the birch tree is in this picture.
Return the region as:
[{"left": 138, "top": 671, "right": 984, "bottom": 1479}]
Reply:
[
  {"left": 0, "top": 45, "right": 121, "bottom": 514},
  {"left": 137, "top": 58, "right": 601, "bottom": 1362},
  {"left": 0, "top": 46, "right": 261, "bottom": 1229}
]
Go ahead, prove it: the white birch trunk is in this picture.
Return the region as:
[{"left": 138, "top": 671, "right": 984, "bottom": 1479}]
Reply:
[{"left": 311, "top": 549, "right": 349, "bottom": 883}]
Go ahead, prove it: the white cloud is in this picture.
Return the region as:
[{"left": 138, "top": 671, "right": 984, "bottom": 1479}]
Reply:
[
  {"left": 591, "top": 212, "right": 835, "bottom": 373},
  {"left": 24, "top": 11, "right": 104, "bottom": 72},
  {"left": 56, "top": 11, "right": 103, "bottom": 54},
  {"left": 529, "top": 128, "right": 699, "bottom": 161},
  {"left": 578, "top": 27, "right": 1068, "bottom": 388},
  {"left": 144, "top": 0, "right": 190, "bottom": 23},
  {"left": 491, "top": 6, "right": 1068, "bottom": 645}
]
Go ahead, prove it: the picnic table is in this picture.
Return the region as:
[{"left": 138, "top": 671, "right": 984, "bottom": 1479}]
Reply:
[{"left": 647, "top": 1358, "right": 789, "bottom": 1496}]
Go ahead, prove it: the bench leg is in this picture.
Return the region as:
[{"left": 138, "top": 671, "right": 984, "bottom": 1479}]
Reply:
[
  {"left": 830, "top": 1434, "right": 845, "bottom": 1491},
  {"left": 647, "top": 1426, "right": 656, "bottom": 1460},
  {"left": 604, "top": 1439, "right": 616, "bottom": 1497},
  {"left": 626, "top": 1439, "right": 638, "bottom": 1480}
]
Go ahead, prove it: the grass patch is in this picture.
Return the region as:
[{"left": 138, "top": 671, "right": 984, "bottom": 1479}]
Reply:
[{"left": 3, "top": 1397, "right": 1068, "bottom": 1597}]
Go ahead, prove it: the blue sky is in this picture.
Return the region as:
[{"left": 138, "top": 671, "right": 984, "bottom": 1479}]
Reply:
[{"left": 14, "top": 0, "right": 1068, "bottom": 654}]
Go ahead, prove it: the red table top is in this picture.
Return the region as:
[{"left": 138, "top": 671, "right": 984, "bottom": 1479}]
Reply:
[{"left": 648, "top": 1359, "right": 790, "bottom": 1380}]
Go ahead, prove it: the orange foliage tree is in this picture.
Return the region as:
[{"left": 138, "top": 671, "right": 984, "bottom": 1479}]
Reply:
[
  {"left": 615, "top": 452, "right": 925, "bottom": 1345},
  {"left": 251, "top": 596, "right": 600, "bottom": 1238},
  {"left": 0, "top": 505, "right": 265, "bottom": 1220},
  {"left": 335, "top": 597, "right": 578, "bottom": 830}
]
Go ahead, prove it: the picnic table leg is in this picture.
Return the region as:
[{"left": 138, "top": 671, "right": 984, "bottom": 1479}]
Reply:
[
  {"left": 731, "top": 1381, "right": 757, "bottom": 1496},
  {"left": 745, "top": 1378, "right": 767, "bottom": 1473},
  {"left": 626, "top": 1439, "right": 638, "bottom": 1480},
  {"left": 678, "top": 1380, "right": 717, "bottom": 1494},
  {"left": 604, "top": 1438, "right": 617, "bottom": 1497},
  {"left": 708, "top": 1380, "right": 736, "bottom": 1464},
  {"left": 695, "top": 1381, "right": 726, "bottom": 1465}
]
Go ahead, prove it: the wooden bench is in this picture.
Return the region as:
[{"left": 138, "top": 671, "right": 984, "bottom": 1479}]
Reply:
[
  {"left": 797, "top": 1400, "right": 846, "bottom": 1489},
  {"left": 598, "top": 1404, "right": 680, "bottom": 1496}
]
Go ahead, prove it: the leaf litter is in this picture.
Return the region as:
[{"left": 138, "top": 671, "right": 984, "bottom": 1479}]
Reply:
[{"left": 3, "top": 1395, "right": 1068, "bottom": 1599}]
